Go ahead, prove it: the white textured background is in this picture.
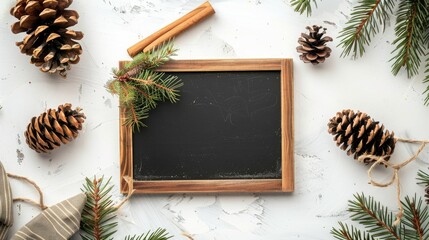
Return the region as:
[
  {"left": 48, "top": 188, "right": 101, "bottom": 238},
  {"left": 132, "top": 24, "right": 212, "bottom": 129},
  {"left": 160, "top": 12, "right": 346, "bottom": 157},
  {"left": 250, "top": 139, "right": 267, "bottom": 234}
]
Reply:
[{"left": 1, "top": 0, "right": 429, "bottom": 239}]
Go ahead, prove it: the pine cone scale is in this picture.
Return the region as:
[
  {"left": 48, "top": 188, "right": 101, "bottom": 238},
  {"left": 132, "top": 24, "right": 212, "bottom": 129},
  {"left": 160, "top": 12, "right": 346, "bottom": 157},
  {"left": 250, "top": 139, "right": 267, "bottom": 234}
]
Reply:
[
  {"left": 10, "top": 0, "right": 83, "bottom": 77},
  {"left": 25, "top": 104, "right": 85, "bottom": 153},
  {"left": 328, "top": 110, "right": 396, "bottom": 164},
  {"left": 297, "top": 25, "right": 333, "bottom": 65}
]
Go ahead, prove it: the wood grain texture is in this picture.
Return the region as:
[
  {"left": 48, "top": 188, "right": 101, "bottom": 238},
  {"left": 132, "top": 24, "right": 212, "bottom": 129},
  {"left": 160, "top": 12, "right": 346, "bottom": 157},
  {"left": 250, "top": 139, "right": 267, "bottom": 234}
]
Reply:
[
  {"left": 119, "top": 61, "right": 134, "bottom": 194},
  {"left": 281, "top": 59, "right": 294, "bottom": 192},
  {"left": 119, "top": 59, "right": 294, "bottom": 193},
  {"left": 157, "top": 59, "right": 284, "bottom": 71},
  {"left": 133, "top": 179, "right": 283, "bottom": 193},
  {"left": 127, "top": 1, "right": 215, "bottom": 57}
]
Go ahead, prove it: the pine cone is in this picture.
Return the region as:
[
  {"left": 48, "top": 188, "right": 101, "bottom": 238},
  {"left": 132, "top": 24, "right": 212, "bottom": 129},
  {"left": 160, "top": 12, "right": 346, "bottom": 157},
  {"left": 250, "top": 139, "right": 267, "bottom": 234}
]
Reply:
[
  {"left": 327, "top": 110, "right": 396, "bottom": 164},
  {"left": 10, "top": 0, "right": 83, "bottom": 78},
  {"left": 297, "top": 25, "right": 332, "bottom": 64},
  {"left": 25, "top": 103, "right": 86, "bottom": 153}
]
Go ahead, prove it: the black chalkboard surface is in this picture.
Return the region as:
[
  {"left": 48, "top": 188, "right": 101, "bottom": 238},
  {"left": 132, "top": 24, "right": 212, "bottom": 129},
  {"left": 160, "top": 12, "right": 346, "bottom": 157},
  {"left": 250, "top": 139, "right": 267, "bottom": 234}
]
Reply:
[{"left": 120, "top": 59, "right": 294, "bottom": 193}]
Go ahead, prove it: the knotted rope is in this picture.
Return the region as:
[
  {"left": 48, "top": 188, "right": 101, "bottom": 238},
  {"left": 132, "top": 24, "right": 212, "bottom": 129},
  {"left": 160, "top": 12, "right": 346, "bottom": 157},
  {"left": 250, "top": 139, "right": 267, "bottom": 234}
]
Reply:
[{"left": 358, "top": 138, "right": 429, "bottom": 225}]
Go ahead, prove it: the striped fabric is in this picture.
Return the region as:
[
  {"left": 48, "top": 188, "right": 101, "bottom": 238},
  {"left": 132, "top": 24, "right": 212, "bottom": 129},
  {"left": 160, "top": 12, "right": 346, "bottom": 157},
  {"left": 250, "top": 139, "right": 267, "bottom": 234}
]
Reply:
[
  {"left": 12, "top": 193, "right": 86, "bottom": 240},
  {"left": 0, "top": 162, "right": 13, "bottom": 240}
]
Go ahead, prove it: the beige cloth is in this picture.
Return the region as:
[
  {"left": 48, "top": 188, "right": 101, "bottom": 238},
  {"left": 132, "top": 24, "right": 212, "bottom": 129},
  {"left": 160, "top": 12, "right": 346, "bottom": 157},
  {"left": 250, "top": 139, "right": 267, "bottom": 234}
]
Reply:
[
  {"left": 0, "top": 162, "right": 13, "bottom": 240},
  {"left": 12, "top": 193, "right": 86, "bottom": 240}
]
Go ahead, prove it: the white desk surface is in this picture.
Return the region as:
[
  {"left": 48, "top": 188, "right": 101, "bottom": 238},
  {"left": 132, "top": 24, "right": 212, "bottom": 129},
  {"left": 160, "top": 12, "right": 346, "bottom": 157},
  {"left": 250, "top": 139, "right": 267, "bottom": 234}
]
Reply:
[{"left": 1, "top": 0, "right": 428, "bottom": 239}]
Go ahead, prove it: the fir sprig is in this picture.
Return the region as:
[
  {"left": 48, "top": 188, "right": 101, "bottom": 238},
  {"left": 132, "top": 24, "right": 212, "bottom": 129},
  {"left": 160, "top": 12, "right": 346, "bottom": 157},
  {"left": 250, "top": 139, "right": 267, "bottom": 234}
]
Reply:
[
  {"left": 125, "top": 228, "right": 172, "bottom": 240},
  {"left": 401, "top": 195, "right": 429, "bottom": 239},
  {"left": 348, "top": 193, "right": 400, "bottom": 238},
  {"left": 390, "top": 0, "right": 428, "bottom": 78},
  {"left": 338, "top": 0, "right": 395, "bottom": 58},
  {"left": 331, "top": 169, "right": 429, "bottom": 240},
  {"left": 331, "top": 222, "right": 375, "bottom": 240},
  {"left": 290, "top": 0, "right": 318, "bottom": 16},
  {"left": 80, "top": 176, "right": 118, "bottom": 240},
  {"left": 107, "top": 41, "right": 183, "bottom": 130}
]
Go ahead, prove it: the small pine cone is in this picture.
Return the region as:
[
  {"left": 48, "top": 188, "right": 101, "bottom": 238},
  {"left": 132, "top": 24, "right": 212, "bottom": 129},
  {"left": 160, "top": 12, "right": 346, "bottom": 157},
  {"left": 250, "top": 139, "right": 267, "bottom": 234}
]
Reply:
[
  {"left": 10, "top": 0, "right": 83, "bottom": 78},
  {"left": 327, "top": 110, "right": 396, "bottom": 164},
  {"left": 297, "top": 25, "right": 332, "bottom": 65},
  {"left": 25, "top": 103, "right": 86, "bottom": 153}
]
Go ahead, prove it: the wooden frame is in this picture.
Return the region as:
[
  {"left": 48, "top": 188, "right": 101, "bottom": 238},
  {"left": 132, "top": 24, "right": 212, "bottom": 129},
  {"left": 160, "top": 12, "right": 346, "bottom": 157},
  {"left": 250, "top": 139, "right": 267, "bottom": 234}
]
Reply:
[{"left": 119, "top": 59, "right": 294, "bottom": 193}]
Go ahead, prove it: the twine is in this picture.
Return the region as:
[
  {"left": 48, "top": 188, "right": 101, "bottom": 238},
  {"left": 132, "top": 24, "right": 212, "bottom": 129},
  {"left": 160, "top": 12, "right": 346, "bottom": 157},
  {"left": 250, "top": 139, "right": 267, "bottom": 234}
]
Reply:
[
  {"left": 6, "top": 174, "right": 137, "bottom": 212},
  {"left": 358, "top": 138, "right": 428, "bottom": 226},
  {"left": 182, "top": 232, "right": 194, "bottom": 240},
  {"left": 7, "top": 173, "right": 47, "bottom": 210},
  {"left": 115, "top": 176, "right": 136, "bottom": 210}
]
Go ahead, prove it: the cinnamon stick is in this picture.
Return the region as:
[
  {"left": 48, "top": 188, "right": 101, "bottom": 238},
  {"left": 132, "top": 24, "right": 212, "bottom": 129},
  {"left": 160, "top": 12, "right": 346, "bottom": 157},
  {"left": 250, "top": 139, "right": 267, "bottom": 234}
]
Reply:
[{"left": 127, "top": 1, "right": 215, "bottom": 57}]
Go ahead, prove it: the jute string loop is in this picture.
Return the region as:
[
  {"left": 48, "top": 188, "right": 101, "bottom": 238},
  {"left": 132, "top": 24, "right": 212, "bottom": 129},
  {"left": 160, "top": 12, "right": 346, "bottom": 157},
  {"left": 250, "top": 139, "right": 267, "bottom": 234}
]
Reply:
[
  {"left": 358, "top": 138, "right": 428, "bottom": 226},
  {"left": 7, "top": 173, "right": 47, "bottom": 210},
  {"left": 6, "top": 174, "right": 138, "bottom": 211}
]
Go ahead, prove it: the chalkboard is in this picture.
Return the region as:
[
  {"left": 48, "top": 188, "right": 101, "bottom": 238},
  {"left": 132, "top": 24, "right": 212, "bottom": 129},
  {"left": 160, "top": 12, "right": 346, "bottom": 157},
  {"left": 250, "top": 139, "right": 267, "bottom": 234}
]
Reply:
[{"left": 120, "top": 59, "right": 294, "bottom": 193}]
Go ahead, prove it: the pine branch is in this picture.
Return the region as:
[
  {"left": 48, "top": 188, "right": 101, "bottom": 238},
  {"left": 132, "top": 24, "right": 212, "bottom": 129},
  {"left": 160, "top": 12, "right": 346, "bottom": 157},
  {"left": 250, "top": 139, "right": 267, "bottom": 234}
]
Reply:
[
  {"left": 400, "top": 195, "right": 429, "bottom": 240},
  {"left": 107, "top": 41, "right": 183, "bottom": 131},
  {"left": 390, "top": 0, "right": 429, "bottom": 77},
  {"left": 124, "top": 228, "right": 172, "bottom": 240},
  {"left": 348, "top": 193, "right": 400, "bottom": 239},
  {"left": 331, "top": 222, "right": 375, "bottom": 240},
  {"left": 80, "top": 176, "right": 118, "bottom": 240},
  {"left": 338, "top": 0, "right": 395, "bottom": 58},
  {"left": 117, "top": 40, "right": 176, "bottom": 77},
  {"left": 290, "top": 0, "right": 318, "bottom": 16}
]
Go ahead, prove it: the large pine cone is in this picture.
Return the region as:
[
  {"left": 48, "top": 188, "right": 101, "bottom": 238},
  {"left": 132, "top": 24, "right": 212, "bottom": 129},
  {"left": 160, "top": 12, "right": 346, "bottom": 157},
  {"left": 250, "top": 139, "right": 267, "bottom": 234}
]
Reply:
[
  {"left": 328, "top": 110, "right": 396, "bottom": 164},
  {"left": 25, "top": 103, "right": 86, "bottom": 153},
  {"left": 297, "top": 25, "right": 332, "bottom": 64},
  {"left": 10, "top": 0, "right": 83, "bottom": 78}
]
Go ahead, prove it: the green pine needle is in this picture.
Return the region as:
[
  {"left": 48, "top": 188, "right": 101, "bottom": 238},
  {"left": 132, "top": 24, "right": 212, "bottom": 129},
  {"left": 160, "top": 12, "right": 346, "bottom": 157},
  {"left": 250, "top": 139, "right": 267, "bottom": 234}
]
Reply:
[
  {"left": 118, "top": 40, "right": 177, "bottom": 77},
  {"left": 107, "top": 41, "right": 183, "bottom": 131},
  {"left": 338, "top": 0, "right": 395, "bottom": 59},
  {"left": 423, "top": 58, "right": 429, "bottom": 106},
  {"left": 290, "top": 0, "right": 318, "bottom": 16},
  {"left": 400, "top": 195, "right": 429, "bottom": 239},
  {"left": 80, "top": 176, "right": 118, "bottom": 240},
  {"left": 331, "top": 184, "right": 429, "bottom": 240},
  {"left": 348, "top": 193, "right": 400, "bottom": 238},
  {"left": 124, "top": 228, "right": 173, "bottom": 240},
  {"left": 417, "top": 169, "right": 429, "bottom": 186},
  {"left": 390, "top": 0, "right": 428, "bottom": 78},
  {"left": 331, "top": 222, "right": 375, "bottom": 240}
]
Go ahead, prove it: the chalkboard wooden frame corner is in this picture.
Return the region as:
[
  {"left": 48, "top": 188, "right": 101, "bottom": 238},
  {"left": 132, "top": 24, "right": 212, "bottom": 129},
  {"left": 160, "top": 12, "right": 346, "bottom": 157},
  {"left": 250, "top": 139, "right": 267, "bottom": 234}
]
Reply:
[{"left": 119, "top": 59, "right": 294, "bottom": 194}]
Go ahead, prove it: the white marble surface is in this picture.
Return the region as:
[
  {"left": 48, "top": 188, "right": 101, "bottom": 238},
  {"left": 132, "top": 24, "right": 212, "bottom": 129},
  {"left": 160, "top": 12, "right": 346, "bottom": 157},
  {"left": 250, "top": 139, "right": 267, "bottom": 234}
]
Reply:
[{"left": 1, "top": 0, "right": 429, "bottom": 239}]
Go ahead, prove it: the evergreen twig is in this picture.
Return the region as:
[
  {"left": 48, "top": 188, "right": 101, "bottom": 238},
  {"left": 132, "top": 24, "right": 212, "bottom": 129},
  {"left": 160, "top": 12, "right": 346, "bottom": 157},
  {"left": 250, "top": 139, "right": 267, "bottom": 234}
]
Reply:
[
  {"left": 331, "top": 222, "right": 375, "bottom": 240},
  {"left": 390, "top": 0, "right": 428, "bottom": 78},
  {"left": 124, "top": 228, "right": 172, "bottom": 240},
  {"left": 107, "top": 40, "right": 183, "bottom": 131},
  {"left": 400, "top": 195, "right": 429, "bottom": 239},
  {"left": 80, "top": 176, "right": 118, "bottom": 240},
  {"left": 338, "top": 0, "right": 395, "bottom": 59},
  {"left": 331, "top": 169, "right": 429, "bottom": 240},
  {"left": 290, "top": 0, "right": 318, "bottom": 16},
  {"left": 348, "top": 193, "right": 400, "bottom": 239}
]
